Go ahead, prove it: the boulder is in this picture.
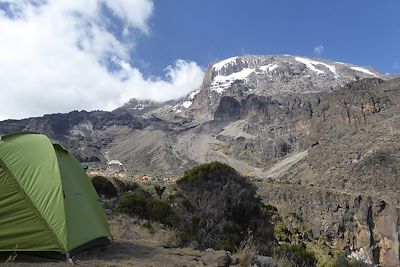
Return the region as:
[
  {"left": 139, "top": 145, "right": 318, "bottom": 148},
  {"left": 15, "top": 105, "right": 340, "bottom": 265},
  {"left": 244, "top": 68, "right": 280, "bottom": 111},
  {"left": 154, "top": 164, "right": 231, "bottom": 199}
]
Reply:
[
  {"left": 252, "top": 255, "right": 276, "bottom": 267},
  {"left": 201, "top": 249, "right": 231, "bottom": 267}
]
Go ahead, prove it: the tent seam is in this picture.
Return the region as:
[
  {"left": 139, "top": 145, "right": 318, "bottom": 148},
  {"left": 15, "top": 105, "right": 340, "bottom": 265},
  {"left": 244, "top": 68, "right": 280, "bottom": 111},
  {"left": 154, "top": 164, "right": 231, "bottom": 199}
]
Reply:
[
  {"left": 52, "top": 145, "right": 70, "bottom": 252},
  {"left": 0, "top": 157, "right": 67, "bottom": 253}
]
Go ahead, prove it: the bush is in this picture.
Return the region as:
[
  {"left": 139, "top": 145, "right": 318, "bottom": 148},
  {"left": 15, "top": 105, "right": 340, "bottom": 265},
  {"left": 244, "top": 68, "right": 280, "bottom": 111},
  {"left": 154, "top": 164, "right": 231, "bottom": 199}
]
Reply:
[
  {"left": 116, "top": 188, "right": 178, "bottom": 227},
  {"left": 236, "top": 236, "right": 257, "bottom": 267},
  {"left": 274, "top": 223, "right": 291, "bottom": 243},
  {"left": 317, "top": 255, "right": 373, "bottom": 267},
  {"left": 116, "top": 188, "right": 151, "bottom": 217},
  {"left": 174, "top": 162, "right": 274, "bottom": 252},
  {"left": 124, "top": 181, "right": 140, "bottom": 192},
  {"left": 274, "top": 254, "right": 296, "bottom": 267},
  {"left": 91, "top": 176, "right": 118, "bottom": 198},
  {"left": 110, "top": 178, "right": 139, "bottom": 195},
  {"left": 147, "top": 199, "right": 178, "bottom": 226},
  {"left": 178, "top": 161, "right": 239, "bottom": 184},
  {"left": 275, "top": 243, "right": 316, "bottom": 267}
]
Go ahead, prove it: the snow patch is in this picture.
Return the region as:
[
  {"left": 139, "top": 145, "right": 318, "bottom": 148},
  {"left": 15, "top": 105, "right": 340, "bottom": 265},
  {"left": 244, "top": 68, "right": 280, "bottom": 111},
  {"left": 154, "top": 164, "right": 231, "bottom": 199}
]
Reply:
[
  {"left": 171, "top": 89, "right": 200, "bottom": 112},
  {"left": 259, "top": 63, "right": 279, "bottom": 72},
  {"left": 171, "top": 104, "right": 181, "bottom": 112},
  {"left": 211, "top": 68, "right": 255, "bottom": 93},
  {"left": 181, "top": 101, "right": 192, "bottom": 109},
  {"left": 351, "top": 67, "right": 378, "bottom": 77},
  {"left": 188, "top": 90, "right": 200, "bottom": 100},
  {"left": 295, "top": 57, "right": 337, "bottom": 77},
  {"left": 348, "top": 248, "right": 373, "bottom": 265},
  {"left": 213, "top": 57, "right": 238, "bottom": 72},
  {"left": 128, "top": 103, "right": 149, "bottom": 111}
]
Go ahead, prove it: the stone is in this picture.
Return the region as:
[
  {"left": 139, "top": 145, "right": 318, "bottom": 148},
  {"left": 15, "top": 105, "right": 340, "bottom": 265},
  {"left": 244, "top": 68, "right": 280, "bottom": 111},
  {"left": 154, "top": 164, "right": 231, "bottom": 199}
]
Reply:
[
  {"left": 201, "top": 250, "right": 231, "bottom": 267},
  {"left": 252, "top": 255, "right": 276, "bottom": 267}
]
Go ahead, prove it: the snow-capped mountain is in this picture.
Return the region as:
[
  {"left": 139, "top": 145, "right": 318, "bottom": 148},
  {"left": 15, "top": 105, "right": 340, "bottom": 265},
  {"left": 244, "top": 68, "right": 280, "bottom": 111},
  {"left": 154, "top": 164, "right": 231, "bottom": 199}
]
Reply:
[
  {"left": 164, "top": 55, "right": 387, "bottom": 121},
  {"left": 206, "top": 55, "right": 382, "bottom": 95}
]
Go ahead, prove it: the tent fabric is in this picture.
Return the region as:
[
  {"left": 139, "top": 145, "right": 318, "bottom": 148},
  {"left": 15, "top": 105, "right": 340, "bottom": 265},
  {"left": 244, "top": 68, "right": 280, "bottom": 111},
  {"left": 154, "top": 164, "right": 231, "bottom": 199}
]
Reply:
[{"left": 0, "top": 132, "right": 111, "bottom": 255}]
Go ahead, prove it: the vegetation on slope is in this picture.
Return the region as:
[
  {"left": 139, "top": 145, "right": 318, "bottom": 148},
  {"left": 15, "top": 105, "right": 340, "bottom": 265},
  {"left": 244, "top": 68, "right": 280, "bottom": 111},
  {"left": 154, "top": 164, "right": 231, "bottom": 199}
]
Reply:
[
  {"left": 91, "top": 175, "right": 118, "bottom": 198},
  {"left": 108, "top": 162, "right": 373, "bottom": 266},
  {"left": 172, "top": 161, "right": 275, "bottom": 253}
]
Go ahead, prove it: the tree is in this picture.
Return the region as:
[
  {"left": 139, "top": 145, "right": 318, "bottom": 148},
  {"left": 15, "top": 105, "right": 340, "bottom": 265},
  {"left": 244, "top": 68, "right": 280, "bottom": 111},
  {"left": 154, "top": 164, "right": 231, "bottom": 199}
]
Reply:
[{"left": 154, "top": 184, "right": 166, "bottom": 199}]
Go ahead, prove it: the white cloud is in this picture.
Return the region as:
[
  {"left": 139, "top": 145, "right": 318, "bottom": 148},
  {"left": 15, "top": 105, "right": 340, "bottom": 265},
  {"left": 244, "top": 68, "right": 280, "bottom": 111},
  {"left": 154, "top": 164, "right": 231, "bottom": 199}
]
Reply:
[
  {"left": 393, "top": 62, "right": 400, "bottom": 70},
  {"left": 313, "top": 45, "right": 324, "bottom": 56},
  {"left": 103, "top": 0, "right": 153, "bottom": 35},
  {"left": 0, "top": 0, "right": 204, "bottom": 120}
]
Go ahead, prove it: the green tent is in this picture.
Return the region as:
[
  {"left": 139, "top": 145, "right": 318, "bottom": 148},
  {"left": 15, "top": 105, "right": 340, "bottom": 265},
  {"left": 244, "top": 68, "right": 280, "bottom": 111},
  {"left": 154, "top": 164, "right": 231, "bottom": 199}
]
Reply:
[{"left": 0, "top": 132, "right": 111, "bottom": 257}]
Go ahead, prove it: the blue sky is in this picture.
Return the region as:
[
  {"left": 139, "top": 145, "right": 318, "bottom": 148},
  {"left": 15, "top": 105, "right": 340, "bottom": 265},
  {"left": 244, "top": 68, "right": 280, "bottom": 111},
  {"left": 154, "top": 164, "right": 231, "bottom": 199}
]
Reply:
[
  {"left": 0, "top": 0, "right": 398, "bottom": 120},
  {"left": 136, "top": 0, "right": 399, "bottom": 75}
]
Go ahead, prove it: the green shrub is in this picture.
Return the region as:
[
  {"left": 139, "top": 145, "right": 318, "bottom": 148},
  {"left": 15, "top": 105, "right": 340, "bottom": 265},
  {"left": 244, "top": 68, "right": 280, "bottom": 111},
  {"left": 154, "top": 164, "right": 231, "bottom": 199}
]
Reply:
[
  {"left": 111, "top": 178, "right": 139, "bottom": 194},
  {"left": 116, "top": 189, "right": 151, "bottom": 217},
  {"left": 274, "top": 223, "right": 291, "bottom": 242},
  {"left": 174, "top": 162, "right": 274, "bottom": 253},
  {"left": 316, "top": 255, "right": 372, "bottom": 267},
  {"left": 275, "top": 243, "right": 317, "bottom": 267},
  {"left": 124, "top": 181, "right": 139, "bottom": 192},
  {"left": 91, "top": 176, "right": 118, "bottom": 198},
  {"left": 217, "top": 223, "right": 242, "bottom": 251},
  {"left": 116, "top": 188, "right": 178, "bottom": 227},
  {"left": 178, "top": 161, "right": 239, "bottom": 184},
  {"left": 347, "top": 258, "right": 372, "bottom": 267},
  {"left": 147, "top": 198, "right": 178, "bottom": 226}
]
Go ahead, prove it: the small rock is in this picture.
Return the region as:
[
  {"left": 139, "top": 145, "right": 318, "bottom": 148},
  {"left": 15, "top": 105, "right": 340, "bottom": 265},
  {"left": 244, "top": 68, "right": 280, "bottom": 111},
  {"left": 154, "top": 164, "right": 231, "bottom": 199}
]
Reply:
[
  {"left": 230, "top": 254, "right": 240, "bottom": 265},
  {"left": 252, "top": 255, "right": 276, "bottom": 267},
  {"left": 201, "top": 250, "right": 231, "bottom": 267}
]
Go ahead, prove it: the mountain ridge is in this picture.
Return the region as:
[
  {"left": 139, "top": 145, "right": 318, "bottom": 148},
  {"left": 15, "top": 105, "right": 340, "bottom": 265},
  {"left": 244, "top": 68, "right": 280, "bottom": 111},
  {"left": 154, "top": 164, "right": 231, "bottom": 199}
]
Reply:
[
  {"left": 0, "top": 54, "right": 390, "bottom": 169},
  {"left": 1, "top": 55, "right": 399, "bottom": 265}
]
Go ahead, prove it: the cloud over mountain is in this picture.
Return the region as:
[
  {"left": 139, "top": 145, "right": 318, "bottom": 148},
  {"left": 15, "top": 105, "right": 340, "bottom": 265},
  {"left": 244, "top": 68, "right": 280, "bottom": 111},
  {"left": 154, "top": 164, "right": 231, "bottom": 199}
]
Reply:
[
  {"left": 313, "top": 45, "right": 324, "bottom": 55},
  {"left": 0, "top": 0, "right": 204, "bottom": 120}
]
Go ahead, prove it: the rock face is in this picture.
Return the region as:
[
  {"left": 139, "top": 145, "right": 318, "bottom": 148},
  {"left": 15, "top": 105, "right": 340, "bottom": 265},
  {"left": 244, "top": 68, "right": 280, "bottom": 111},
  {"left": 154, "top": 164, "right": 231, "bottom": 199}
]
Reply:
[
  {"left": 1, "top": 54, "right": 398, "bottom": 265},
  {"left": 259, "top": 78, "right": 400, "bottom": 266},
  {"left": 0, "top": 109, "right": 146, "bottom": 162}
]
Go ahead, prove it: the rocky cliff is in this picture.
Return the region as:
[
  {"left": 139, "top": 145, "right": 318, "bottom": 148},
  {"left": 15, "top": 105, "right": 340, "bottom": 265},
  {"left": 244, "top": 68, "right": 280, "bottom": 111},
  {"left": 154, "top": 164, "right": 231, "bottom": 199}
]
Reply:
[
  {"left": 258, "top": 78, "right": 400, "bottom": 266},
  {"left": 1, "top": 55, "right": 399, "bottom": 265}
]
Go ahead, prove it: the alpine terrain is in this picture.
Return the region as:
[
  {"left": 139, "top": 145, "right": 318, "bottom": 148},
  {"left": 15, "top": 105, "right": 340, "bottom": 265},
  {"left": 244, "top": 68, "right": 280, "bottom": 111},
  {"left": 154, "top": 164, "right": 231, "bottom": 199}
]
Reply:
[{"left": 1, "top": 54, "right": 400, "bottom": 266}]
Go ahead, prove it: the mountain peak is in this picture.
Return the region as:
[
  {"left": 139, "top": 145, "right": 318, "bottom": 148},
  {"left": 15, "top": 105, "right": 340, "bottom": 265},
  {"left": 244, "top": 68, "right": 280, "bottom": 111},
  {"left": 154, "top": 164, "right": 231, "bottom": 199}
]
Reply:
[
  {"left": 121, "top": 55, "right": 388, "bottom": 120},
  {"left": 204, "top": 54, "right": 385, "bottom": 95}
]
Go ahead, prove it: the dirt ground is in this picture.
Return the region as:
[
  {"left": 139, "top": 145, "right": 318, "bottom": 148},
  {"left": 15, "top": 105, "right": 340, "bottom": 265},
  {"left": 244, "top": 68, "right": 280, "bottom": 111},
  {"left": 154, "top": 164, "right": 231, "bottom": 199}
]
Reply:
[
  {"left": 1, "top": 215, "right": 205, "bottom": 267},
  {"left": 1, "top": 240, "right": 204, "bottom": 266}
]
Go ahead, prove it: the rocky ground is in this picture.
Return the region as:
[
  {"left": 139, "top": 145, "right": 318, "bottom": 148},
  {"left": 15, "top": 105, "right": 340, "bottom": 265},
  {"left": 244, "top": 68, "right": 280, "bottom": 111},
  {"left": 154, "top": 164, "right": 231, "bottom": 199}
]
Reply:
[
  {"left": 1, "top": 214, "right": 262, "bottom": 267},
  {"left": 0, "top": 216, "right": 196, "bottom": 267}
]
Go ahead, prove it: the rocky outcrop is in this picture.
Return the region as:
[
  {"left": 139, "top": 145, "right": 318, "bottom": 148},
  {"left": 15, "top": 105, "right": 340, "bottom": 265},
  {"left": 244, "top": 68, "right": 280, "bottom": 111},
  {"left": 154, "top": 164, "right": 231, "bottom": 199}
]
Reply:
[
  {"left": 259, "top": 77, "right": 400, "bottom": 266},
  {"left": 260, "top": 183, "right": 400, "bottom": 266},
  {"left": 0, "top": 109, "right": 146, "bottom": 162}
]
